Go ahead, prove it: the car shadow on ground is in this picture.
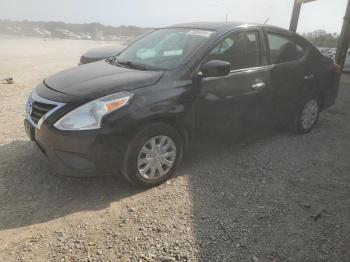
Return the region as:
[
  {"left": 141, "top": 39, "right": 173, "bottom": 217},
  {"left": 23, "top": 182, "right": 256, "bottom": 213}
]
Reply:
[{"left": 187, "top": 134, "right": 350, "bottom": 261}]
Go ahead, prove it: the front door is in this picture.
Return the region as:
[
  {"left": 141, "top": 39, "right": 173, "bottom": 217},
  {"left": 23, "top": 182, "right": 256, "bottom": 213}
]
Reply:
[{"left": 195, "top": 30, "right": 272, "bottom": 135}]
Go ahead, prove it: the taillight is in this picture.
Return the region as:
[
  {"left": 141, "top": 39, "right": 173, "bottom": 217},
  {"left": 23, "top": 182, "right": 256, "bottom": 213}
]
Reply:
[{"left": 330, "top": 63, "right": 341, "bottom": 74}]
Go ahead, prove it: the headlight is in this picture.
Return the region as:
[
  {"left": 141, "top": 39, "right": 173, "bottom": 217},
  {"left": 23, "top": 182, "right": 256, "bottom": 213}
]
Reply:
[{"left": 54, "top": 91, "right": 133, "bottom": 130}]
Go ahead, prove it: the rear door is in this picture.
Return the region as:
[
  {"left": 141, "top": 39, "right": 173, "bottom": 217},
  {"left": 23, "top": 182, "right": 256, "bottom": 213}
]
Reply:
[
  {"left": 195, "top": 29, "right": 273, "bottom": 134},
  {"left": 264, "top": 30, "right": 315, "bottom": 120}
]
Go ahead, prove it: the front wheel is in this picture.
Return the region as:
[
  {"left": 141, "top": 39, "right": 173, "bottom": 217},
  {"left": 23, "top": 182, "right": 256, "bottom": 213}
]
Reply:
[
  {"left": 121, "top": 122, "right": 183, "bottom": 187},
  {"left": 290, "top": 95, "right": 321, "bottom": 134}
]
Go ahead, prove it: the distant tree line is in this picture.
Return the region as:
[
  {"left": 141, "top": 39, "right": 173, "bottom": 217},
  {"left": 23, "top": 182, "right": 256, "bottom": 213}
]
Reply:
[
  {"left": 303, "top": 30, "right": 339, "bottom": 48},
  {"left": 0, "top": 19, "right": 150, "bottom": 40}
]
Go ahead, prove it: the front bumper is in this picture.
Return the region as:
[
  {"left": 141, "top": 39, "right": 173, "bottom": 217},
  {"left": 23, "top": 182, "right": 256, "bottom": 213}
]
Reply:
[{"left": 25, "top": 119, "right": 127, "bottom": 177}]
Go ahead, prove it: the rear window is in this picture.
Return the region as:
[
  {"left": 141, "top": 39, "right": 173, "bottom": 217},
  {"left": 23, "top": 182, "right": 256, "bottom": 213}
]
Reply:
[{"left": 267, "top": 33, "right": 306, "bottom": 64}]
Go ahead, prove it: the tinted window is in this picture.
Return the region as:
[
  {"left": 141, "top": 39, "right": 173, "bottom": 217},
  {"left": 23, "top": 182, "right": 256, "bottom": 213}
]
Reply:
[
  {"left": 267, "top": 33, "right": 305, "bottom": 64},
  {"left": 206, "top": 31, "right": 261, "bottom": 70},
  {"left": 296, "top": 44, "right": 305, "bottom": 59},
  {"left": 210, "top": 38, "right": 234, "bottom": 55}
]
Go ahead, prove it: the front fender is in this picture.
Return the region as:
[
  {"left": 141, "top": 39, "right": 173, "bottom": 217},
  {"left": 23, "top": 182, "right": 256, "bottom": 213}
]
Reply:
[{"left": 103, "top": 84, "right": 197, "bottom": 141}]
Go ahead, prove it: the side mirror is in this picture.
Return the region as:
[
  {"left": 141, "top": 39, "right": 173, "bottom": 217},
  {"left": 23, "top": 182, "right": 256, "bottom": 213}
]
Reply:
[{"left": 201, "top": 60, "right": 231, "bottom": 78}]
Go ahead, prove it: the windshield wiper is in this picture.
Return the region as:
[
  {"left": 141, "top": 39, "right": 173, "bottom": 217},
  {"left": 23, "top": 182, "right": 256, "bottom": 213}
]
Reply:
[{"left": 117, "top": 60, "right": 149, "bottom": 71}]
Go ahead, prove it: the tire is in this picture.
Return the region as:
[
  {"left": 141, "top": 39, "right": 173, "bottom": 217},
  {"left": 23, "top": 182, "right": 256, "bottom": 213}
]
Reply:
[
  {"left": 290, "top": 95, "right": 321, "bottom": 134},
  {"left": 121, "top": 122, "right": 184, "bottom": 187}
]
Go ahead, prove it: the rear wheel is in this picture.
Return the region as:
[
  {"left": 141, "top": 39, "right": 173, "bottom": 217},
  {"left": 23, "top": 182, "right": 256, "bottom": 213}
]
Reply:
[
  {"left": 121, "top": 122, "right": 183, "bottom": 187},
  {"left": 290, "top": 95, "right": 320, "bottom": 134}
]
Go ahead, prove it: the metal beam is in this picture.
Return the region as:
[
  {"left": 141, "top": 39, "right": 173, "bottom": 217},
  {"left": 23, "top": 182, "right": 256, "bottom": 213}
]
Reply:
[
  {"left": 289, "top": 1, "right": 302, "bottom": 32},
  {"left": 335, "top": 0, "right": 350, "bottom": 70},
  {"left": 290, "top": 0, "right": 318, "bottom": 32},
  {"left": 296, "top": 0, "right": 317, "bottom": 3}
]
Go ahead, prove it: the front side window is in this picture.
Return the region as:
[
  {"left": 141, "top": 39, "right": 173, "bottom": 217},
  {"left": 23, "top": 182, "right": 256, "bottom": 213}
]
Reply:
[
  {"left": 118, "top": 28, "right": 214, "bottom": 70},
  {"left": 210, "top": 38, "right": 234, "bottom": 55},
  {"left": 267, "top": 33, "right": 305, "bottom": 64},
  {"left": 206, "top": 31, "right": 261, "bottom": 70}
]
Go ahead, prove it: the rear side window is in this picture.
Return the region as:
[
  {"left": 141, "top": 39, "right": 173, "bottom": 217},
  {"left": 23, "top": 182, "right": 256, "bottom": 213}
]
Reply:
[
  {"left": 267, "top": 33, "right": 305, "bottom": 64},
  {"left": 206, "top": 31, "right": 261, "bottom": 70}
]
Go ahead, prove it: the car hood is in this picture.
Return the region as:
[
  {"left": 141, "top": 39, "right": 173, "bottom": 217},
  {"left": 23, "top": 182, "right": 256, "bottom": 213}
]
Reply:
[
  {"left": 44, "top": 61, "right": 163, "bottom": 99},
  {"left": 82, "top": 45, "right": 126, "bottom": 59}
]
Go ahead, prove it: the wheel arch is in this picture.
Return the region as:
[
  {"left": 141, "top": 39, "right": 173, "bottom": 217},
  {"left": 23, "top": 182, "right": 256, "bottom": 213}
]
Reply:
[
  {"left": 315, "top": 91, "right": 325, "bottom": 111},
  {"left": 134, "top": 114, "right": 192, "bottom": 148}
]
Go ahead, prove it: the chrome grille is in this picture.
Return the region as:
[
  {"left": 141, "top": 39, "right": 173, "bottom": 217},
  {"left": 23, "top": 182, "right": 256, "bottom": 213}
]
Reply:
[
  {"left": 30, "top": 102, "right": 56, "bottom": 124},
  {"left": 26, "top": 91, "right": 65, "bottom": 129}
]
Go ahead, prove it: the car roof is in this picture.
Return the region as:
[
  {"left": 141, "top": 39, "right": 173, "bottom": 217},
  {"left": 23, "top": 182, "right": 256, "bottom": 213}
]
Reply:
[{"left": 163, "top": 21, "right": 291, "bottom": 34}]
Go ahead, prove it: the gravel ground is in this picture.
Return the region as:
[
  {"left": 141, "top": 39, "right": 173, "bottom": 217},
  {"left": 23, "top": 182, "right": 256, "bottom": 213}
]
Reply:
[{"left": 0, "top": 36, "right": 350, "bottom": 262}]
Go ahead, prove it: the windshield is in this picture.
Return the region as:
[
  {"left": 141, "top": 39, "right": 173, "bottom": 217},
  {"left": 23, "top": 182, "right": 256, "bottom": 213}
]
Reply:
[
  {"left": 117, "top": 28, "right": 214, "bottom": 70},
  {"left": 123, "top": 30, "right": 153, "bottom": 46}
]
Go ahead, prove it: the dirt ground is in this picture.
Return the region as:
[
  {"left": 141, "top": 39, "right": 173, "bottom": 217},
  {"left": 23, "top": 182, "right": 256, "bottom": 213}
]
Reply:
[{"left": 0, "top": 36, "right": 349, "bottom": 262}]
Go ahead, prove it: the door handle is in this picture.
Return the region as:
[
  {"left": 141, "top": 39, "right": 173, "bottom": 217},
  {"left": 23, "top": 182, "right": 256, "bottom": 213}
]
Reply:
[
  {"left": 251, "top": 82, "right": 266, "bottom": 90},
  {"left": 304, "top": 74, "right": 315, "bottom": 80}
]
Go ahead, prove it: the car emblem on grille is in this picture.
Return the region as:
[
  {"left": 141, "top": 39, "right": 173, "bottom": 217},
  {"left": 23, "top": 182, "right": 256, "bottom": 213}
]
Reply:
[{"left": 26, "top": 99, "right": 33, "bottom": 115}]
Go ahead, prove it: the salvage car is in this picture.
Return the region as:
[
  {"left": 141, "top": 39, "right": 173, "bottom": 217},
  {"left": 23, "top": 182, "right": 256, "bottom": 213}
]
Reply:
[
  {"left": 79, "top": 30, "right": 153, "bottom": 64},
  {"left": 25, "top": 22, "right": 340, "bottom": 187}
]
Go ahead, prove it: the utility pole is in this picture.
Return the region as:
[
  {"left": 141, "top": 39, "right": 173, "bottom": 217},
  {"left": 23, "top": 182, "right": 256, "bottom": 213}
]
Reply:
[{"left": 335, "top": 0, "right": 350, "bottom": 69}]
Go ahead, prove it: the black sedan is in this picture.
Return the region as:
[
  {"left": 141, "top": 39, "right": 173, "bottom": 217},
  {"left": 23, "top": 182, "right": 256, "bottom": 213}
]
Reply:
[
  {"left": 25, "top": 22, "right": 340, "bottom": 187},
  {"left": 79, "top": 31, "right": 153, "bottom": 64}
]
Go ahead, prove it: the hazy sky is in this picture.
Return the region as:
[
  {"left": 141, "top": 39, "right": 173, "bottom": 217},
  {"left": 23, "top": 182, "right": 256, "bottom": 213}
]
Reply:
[{"left": 0, "top": 0, "right": 347, "bottom": 33}]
